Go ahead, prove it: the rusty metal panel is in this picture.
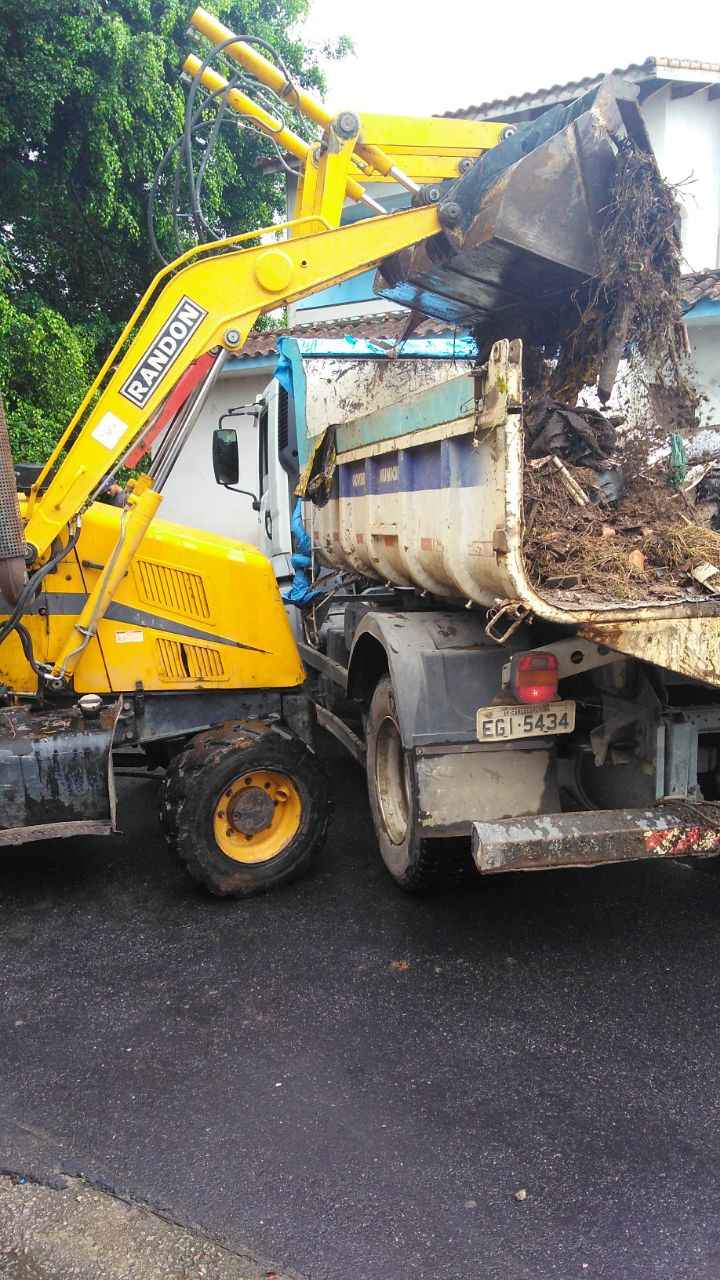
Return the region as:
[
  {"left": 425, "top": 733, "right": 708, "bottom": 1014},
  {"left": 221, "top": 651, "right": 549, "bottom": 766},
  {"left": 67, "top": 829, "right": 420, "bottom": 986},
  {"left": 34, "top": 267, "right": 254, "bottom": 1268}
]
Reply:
[
  {"left": 0, "top": 819, "right": 115, "bottom": 847},
  {"left": 580, "top": 618, "right": 720, "bottom": 688},
  {"left": 473, "top": 807, "right": 720, "bottom": 873}
]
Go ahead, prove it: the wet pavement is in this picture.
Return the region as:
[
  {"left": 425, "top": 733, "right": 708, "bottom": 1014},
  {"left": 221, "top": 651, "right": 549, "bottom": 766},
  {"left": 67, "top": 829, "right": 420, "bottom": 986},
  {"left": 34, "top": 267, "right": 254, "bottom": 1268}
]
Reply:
[{"left": 2, "top": 744, "right": 720, "bottom": 1279}]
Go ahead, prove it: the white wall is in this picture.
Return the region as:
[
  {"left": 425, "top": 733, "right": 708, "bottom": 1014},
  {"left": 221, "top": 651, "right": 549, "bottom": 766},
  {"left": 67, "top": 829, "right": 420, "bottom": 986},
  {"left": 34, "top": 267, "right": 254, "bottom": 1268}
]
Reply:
[
  {"left": 640, "top": 85, "right": 720, "bottom": 270},
  {"left": 688, "top": 317, "right": 720, "bottom": 424},
  {"left": 156, "top": 367, "right": 272, "bottom": 542}
]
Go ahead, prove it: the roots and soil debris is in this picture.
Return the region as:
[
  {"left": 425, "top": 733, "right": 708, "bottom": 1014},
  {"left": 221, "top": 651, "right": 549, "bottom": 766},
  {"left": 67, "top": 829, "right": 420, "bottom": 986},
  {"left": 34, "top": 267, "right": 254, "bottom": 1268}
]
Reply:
[
  {"left": 524, "top": 460, "right": 720, "bottom": 602},
  {"left": 521, "top": 145, "right": 714, "bottom": 604},
  {"left": 522, "top": 143, "right": 688, "bottom": 406},
  {"left": 549, "top": 144, "right": 686, "bottom": 403}
]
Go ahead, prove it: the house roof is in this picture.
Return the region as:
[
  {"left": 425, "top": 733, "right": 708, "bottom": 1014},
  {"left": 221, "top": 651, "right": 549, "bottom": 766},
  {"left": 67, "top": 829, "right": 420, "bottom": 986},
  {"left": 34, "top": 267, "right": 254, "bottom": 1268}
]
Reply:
[
  {"left": 443, "top": 57, "right": 720, "bottom": 121},
  {"left": 241, "top": 310, "right": 456, "bottom": 358},
  {"left": 682, "top": 269, "right": 720, "bottom": 309}
]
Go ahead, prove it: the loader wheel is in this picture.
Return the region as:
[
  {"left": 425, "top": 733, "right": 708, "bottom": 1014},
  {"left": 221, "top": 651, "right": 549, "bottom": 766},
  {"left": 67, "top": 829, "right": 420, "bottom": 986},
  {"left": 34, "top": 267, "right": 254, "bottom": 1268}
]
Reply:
[
  {"left": 160, "top": 721, "right": 328, "bottom": 897},
  {"left": 366, "top": 676, "right": 471, "bottom": 892}
]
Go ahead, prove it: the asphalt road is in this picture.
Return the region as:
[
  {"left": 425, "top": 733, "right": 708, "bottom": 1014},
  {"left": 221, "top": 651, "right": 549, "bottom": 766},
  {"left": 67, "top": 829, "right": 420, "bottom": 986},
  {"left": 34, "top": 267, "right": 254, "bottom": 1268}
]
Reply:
[{"left": 3, "top": 743, "right": 720, "bottom": 1280}]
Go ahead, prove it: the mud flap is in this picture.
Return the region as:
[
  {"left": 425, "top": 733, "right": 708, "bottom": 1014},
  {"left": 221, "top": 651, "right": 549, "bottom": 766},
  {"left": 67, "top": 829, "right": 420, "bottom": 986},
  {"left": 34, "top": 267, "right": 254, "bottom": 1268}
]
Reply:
[{"left": 0, "top": 700, "right": 121, "bottom": 847}]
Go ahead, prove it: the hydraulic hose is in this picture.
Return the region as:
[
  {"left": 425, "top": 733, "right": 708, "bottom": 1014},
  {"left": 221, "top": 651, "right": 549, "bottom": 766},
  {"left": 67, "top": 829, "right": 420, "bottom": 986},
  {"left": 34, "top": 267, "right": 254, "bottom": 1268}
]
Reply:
[{"left": 0, "top": 522, "right": 82, "bottom": 650}]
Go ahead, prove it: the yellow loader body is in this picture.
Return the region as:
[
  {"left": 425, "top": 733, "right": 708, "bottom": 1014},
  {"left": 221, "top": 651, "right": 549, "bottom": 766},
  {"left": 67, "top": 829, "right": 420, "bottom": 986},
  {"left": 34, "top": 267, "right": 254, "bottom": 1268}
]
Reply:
[{"left": 0, "top": 500, "right": 304, "bottom": 698}]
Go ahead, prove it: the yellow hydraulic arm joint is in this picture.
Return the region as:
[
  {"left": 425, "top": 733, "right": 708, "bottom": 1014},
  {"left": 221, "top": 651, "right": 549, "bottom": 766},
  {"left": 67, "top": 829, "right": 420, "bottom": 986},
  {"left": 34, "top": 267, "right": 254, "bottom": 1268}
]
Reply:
[{"left": 188, "top": 8, "right": 508, "bottom": 196}]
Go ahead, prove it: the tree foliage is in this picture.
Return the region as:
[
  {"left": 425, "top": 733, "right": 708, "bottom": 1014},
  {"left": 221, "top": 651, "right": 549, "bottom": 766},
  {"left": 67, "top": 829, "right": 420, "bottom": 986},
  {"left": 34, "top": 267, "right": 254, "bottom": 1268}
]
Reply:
[
  {"left": 0, "top": 0, "right": 341, "bottom": 459},
  {"left": 0, "top": 253, "right": 95, "bottom": 463}
]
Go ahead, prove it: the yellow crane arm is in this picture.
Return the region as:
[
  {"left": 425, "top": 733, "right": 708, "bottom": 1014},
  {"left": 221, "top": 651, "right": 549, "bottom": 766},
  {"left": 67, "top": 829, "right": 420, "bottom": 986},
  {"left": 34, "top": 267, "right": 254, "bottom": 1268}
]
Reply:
[
  {"left": 182, "top": 54, "right": 383, "bottom": 214},
  {"left": 24, "top": 203, "right": 439, "bottom": 561},
  {"left": 188, "top": 7, "right": 421, "bottom": 193},
  {"left": 23, "top": 9, "right": 507, "bottom": 567}
]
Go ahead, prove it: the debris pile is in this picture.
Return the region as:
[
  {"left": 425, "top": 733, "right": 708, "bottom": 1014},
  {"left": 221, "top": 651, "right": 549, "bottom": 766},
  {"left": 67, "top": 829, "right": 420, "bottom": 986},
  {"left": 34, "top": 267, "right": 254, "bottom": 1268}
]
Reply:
[
  {"left": 523, "top": 402, "right": 720, "bottom": 603},
  {"left": 520, "top": 144, "right": 717, "bottom": 604},
  {"left": 531, "top": 143, "right": 688, "bottom": 407}
]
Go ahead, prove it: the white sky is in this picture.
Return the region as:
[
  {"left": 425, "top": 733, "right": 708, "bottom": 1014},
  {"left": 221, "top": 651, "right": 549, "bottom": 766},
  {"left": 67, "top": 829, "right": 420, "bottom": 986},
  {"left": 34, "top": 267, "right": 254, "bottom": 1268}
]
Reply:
[{"left": 303, "top": 0, "right": 720, "bottom": 117}]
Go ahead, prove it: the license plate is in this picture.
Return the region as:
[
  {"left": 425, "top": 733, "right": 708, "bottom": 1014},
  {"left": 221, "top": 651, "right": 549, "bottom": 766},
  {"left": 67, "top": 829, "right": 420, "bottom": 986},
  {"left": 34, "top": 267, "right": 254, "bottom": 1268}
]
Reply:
[{"left": 476, "top": 701, "right": 576, "bottom": 742}]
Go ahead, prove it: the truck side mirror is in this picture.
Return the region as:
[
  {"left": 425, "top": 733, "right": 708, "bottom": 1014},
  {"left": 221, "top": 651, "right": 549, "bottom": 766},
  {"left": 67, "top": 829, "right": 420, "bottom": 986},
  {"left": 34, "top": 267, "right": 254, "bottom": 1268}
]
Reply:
[{"left": 213, "top": 427, "right": 239, "bottom": 487}]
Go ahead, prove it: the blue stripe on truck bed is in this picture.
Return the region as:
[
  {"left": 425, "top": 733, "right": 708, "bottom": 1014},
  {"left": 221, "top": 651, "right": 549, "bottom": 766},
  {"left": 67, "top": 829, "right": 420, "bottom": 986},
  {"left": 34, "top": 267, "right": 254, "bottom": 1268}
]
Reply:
[{"left": 337, "top": 433, "right": 486, "bottom": 496}]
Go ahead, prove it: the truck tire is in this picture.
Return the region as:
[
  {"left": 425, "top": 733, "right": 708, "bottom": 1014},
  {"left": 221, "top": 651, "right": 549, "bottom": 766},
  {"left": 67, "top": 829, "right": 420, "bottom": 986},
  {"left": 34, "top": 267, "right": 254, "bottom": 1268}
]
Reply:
[
  {"left": 160, "top": 720, "right": 329, "bottom": 897},
  {"left": 365, "top": 675, "right": 471, "bottom": 892}
]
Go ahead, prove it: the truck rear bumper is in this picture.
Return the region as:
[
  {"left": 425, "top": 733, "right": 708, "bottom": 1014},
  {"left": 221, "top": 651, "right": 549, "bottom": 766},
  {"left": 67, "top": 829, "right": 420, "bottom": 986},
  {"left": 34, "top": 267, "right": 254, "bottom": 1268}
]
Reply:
[{"left": 472, "top": 807, "right": 720, "bottom": 874}]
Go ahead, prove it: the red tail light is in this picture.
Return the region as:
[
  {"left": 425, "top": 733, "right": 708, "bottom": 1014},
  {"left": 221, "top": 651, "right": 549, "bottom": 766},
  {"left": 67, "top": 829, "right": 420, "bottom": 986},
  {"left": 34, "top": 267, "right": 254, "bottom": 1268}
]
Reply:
[{"left": 510, "top": 652, "right": 559, "bottom": 704}]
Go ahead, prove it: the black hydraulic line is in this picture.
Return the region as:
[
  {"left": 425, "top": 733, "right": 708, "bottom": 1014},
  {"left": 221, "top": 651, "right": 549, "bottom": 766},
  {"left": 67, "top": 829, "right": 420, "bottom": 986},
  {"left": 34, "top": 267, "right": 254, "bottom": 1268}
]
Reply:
[
  {"left": 182, "top": 32, "right": 300, "bottom": 243},
  {"left": 194, "top": 93, "right": 230, "bottom": 231},
  {"left": 13, "top": 621, "right": 42, "bottom": 676},
  {"left": 149, "top": 98, "right": 239, "bottom": 265},
  {"left": 0, "top": 523, "right": 81, "bottom": 650},
  {"left": 149, "top": 30, "right": 304, "bottom": 263}
]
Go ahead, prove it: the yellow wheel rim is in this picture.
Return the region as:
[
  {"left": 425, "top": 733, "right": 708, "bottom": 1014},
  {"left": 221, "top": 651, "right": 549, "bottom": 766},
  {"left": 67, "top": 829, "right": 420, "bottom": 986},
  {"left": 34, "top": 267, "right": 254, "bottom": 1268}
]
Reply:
[{"left": 212, "top": 769, "right": 302, "bottom": 864}]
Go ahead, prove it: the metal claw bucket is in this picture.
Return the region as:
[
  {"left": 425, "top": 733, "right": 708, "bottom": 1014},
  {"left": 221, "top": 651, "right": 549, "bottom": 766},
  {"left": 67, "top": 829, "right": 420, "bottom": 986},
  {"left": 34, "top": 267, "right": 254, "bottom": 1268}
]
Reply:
[{"left": 375, "top": 77, "right": 656, "bottom": 350}]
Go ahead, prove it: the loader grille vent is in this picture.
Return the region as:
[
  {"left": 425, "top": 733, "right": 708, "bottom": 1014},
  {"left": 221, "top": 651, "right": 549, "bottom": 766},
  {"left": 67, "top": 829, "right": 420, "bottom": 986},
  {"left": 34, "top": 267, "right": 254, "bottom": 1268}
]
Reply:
[
  {"left": 135, "top": 559, "right": 210, "bottom": 621},
  {"left": 155, "top": 638, "right": 225, "bottom": 682}
]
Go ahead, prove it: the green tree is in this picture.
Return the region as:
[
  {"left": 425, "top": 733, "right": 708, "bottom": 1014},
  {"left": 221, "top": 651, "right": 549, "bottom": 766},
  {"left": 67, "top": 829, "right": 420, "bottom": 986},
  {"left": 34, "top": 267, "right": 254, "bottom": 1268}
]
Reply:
[
  {"left": 0, "top": 252, "right": 95, "bottom": 463},
  {"left": 0, "top": 0, "right": 342, "bottom": 459}
]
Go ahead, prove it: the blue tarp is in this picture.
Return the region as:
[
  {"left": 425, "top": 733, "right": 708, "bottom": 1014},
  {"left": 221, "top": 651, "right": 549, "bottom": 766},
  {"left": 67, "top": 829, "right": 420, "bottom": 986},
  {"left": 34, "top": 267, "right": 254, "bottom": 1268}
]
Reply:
[{"left": 282, "top": 499, "right": 323, "bottom": 608}]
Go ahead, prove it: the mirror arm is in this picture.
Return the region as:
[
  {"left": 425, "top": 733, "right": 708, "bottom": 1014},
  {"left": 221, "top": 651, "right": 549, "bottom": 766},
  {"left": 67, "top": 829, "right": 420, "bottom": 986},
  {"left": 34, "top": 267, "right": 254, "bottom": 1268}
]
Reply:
[
  {"left": 223, "top": 484, "right": 260, "bottom": 510},
  {"left": 218, "top": 405, "right": 262, "bottom": 430}
]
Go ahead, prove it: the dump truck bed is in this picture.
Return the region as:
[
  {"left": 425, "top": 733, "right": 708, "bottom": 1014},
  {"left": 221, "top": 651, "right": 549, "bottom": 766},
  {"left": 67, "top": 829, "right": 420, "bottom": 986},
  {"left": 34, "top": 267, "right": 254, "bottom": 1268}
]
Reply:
[{"left": 299, "top": 340, "right": 720, "bottom": 688}]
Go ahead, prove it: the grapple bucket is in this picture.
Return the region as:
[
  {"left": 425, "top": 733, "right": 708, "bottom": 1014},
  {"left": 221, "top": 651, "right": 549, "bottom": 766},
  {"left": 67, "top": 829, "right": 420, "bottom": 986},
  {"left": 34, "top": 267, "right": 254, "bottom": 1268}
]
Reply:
[{"left": 375, "top": 77, "right": 655, "bottom": 348}]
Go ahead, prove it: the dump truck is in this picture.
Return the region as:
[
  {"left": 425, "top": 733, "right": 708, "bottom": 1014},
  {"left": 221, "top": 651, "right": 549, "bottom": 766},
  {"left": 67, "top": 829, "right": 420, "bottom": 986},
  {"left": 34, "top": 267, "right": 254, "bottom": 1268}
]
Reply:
[
  {"left": 3, "top": 8, "right": 711, "bottom": 895},
  {"left": 241, "top": 327, "right": 720, "bottom": 890}
]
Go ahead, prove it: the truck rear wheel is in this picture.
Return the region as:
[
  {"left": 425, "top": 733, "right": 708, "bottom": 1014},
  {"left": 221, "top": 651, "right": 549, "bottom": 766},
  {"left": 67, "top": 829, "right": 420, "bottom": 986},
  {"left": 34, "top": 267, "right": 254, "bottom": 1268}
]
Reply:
[
  {"left": 366, "top": 675, "right": 470, "bottom": 892},
  {"left": 160, "top": 721, "right": 328, "bottom": 897}
]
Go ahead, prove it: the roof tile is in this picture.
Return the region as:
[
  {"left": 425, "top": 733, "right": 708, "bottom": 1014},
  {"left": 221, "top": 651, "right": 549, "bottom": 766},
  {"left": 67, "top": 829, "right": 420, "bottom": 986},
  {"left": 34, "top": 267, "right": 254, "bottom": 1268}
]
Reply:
[
  {"left": 442, "top": 57, "right": 720, "bottom": 121},
  {"left": 241, "top": 310, "right": 456, "bottom": 358},
  {"left": 682, "top": 269, "right": 720, "bottom": 308}
]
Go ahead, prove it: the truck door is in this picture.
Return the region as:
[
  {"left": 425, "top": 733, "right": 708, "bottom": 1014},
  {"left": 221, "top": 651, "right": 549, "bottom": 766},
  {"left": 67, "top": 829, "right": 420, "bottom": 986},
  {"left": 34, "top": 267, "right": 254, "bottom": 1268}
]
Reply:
[{"left": 257, "top": 378, "right": 299, "bottom": 584}]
